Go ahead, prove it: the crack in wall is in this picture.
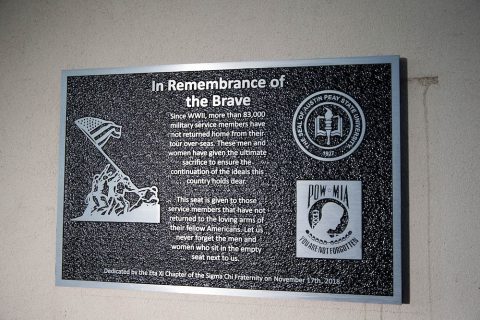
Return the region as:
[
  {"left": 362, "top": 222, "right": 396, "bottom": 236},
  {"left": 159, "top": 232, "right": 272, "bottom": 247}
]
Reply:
[{"left": 408, "top": 76, "right": 438, "bottom": 320}]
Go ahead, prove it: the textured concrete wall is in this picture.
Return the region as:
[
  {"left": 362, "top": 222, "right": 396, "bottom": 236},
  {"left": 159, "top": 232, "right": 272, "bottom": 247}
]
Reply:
[{"left": 1, "top": 0, "right": 479, "bottom": 319}]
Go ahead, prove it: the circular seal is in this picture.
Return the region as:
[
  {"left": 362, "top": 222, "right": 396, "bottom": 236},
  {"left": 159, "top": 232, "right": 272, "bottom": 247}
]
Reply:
[{"left": 292, "top": 90, "right": 366, "bottom": 161}]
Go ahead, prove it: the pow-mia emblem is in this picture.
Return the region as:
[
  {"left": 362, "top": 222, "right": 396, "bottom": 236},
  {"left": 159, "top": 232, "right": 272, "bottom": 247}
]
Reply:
[
  {"left": 292, "top": 90, "right": 366, "bottom": 161},
  {"left": 296, "top": 180, "right": 362, "bottom": 259}
]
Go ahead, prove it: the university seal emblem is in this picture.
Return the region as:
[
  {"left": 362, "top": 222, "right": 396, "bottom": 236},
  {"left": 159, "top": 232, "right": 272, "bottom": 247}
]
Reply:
[{"left": 292, "top": 90, "right": 366, "bottom": 161}]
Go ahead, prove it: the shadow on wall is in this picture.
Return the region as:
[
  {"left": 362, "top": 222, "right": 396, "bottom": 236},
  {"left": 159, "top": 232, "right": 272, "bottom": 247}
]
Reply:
[{"left": 400, "top": 57, "right": 410, "bottom": 304}]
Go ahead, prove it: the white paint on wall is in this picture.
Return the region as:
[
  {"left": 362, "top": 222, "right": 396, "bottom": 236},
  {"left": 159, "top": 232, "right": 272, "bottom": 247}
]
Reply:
[{"left": 0, "top": 0, "right": 479, "bottom": 319}]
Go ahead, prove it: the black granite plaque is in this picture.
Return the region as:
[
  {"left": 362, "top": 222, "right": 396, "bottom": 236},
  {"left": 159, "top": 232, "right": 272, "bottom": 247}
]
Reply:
[{"left": 56, "top": 56, "right": 401, "bottom": 303}]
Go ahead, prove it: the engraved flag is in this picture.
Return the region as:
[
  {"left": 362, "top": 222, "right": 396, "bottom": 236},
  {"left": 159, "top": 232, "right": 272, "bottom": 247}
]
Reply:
[{"left": 75, "top": 117, "right": 122, "bottom": 149}]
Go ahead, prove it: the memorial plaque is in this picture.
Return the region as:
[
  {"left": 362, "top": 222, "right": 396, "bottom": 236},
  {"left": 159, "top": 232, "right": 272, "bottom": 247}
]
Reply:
[{"left": 56, "top": 56, "right": 401, "bottom": 303}]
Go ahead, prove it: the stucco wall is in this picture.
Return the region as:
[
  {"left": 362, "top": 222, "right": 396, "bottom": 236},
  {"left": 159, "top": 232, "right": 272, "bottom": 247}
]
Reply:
[{"left": 1, "top": 1, "right": 479, "bottom": 319}]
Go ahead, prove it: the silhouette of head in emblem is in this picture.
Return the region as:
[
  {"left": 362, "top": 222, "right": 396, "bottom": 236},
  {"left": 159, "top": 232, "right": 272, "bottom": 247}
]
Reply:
[{"left": 315, "top": 202, "right": 344, "bottom": 236}]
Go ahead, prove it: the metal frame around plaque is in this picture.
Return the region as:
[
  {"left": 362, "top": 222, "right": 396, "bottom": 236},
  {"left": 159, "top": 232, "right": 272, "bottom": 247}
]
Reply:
[{"left": 56, "top": 56, "right": 402, "bottom": 304}]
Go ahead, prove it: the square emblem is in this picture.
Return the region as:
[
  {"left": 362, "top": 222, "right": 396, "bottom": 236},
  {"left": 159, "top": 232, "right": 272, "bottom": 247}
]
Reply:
[{"left": 296, "top": 180, "right": 362, "bottom": 260}]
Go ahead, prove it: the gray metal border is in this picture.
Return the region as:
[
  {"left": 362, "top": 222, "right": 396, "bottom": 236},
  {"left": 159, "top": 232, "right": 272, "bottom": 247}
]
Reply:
[{"left": 56, "top": 56, "right": 401, "bottom": 304}]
